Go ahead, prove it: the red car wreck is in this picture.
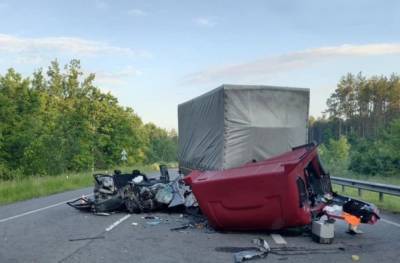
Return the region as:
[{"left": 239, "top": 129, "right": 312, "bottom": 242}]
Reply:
[{"left": 184, "top": 143, "right": 380, "bottom": 231}]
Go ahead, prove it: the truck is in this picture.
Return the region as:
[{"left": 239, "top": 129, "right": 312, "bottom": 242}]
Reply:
[
  {"left": 179, "top": 85, "right": 379, "bottom": 232},
  {"left": 178, "top": 84, "right": 310, "bottom": 174}
]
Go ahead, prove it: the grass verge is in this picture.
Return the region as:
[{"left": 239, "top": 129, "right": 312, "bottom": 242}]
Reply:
[
  {"left": 0, "top": 165, "right": 158, "bottom": 206},
  {"left": 332, "top": 184, "right": 400, "bottom": 214},
  {"left": 326, "top": 165, "right": 400, "bottom": 213}
]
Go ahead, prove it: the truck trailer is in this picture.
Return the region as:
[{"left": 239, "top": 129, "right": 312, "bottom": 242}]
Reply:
[{"left": 178, "top": 84, "right": 310, "bottom": 174}]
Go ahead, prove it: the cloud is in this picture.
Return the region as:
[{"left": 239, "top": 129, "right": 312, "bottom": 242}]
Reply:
[
  {"left": 93, "top": 66, "right": 142, "bottom": 86},
  {"left": 15, "top": 54, "right": 46, "bottom": 65},
  {"left": 127, "top": 9, "right": 147, "bottom": 16},
  {"left": 193, "top": 17, "right": 216, "bottom": 27},
  {"left": 0, "top": 34, "right": 151, "bottom": 58},
  {"left": 183, "top": 43, "right": 400, "bottom": 84}
]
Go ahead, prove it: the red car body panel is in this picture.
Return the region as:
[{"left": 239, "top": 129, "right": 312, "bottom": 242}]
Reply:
[{"left": 184, "top": 144, "right": 330, "bottom": 230}]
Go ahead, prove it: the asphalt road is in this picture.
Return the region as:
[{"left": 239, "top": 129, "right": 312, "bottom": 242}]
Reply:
[{"left": 1, "top": 172, "right": 400, "bottom": 263}]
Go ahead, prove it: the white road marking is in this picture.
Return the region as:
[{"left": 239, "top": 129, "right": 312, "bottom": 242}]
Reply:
[
  {"left": 381, "top": 218, "right": 400, "bottom": 228},
  {"left": 105, "top": 214, "right": 131, "bottom": 232},
  {"left": 271, "top": 234, "right": 287, "bottom": 245},
  {"left": 0, "top": 193, "right": 92, "bottom": 224}
]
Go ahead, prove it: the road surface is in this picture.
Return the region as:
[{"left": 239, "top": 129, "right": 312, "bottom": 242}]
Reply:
[{"left": 1, "top": 172, "right": 399, "bottom": 263}]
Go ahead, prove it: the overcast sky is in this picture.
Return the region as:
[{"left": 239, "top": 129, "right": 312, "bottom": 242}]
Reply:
[{"left": 0, "top": 0, "right": 400, "bottom": 129}]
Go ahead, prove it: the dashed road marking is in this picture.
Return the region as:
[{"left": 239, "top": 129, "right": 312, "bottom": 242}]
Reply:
[
  {"left": 105, "top": 214, "right": 131, "bottom": 232},
  {"left": 271, "top": 234, "right": 287, "bottom": 245},
  {"left": 381, "top": 218, "right": 400, "bottom": 228},
  {"left": 0, "top": 194, "right": 92, "bottom": 224}
]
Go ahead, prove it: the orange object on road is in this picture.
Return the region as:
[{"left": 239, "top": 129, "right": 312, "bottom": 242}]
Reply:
[{"left": 342, "top": 212, "right": 361, "bottom": 226}]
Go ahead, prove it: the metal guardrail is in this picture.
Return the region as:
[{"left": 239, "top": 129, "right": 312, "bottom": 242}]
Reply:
[{"left": 331, "top": 176, "right": 400, "bottom": 201}]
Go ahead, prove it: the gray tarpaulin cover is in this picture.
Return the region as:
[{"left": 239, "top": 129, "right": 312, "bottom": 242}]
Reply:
[{"left": 178, "top": 84, "right": 309, "bottom": 172}]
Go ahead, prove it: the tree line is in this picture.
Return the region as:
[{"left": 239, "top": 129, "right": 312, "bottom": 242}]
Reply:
[
  {"left": 309, "top": 73, "right": 400, "bottom": 177},
  {"left": 0, "top": 60, "right": 177, "bottom": 180}
]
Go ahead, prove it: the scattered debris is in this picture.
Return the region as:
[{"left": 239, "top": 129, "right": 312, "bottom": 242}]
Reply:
[
  {"left": 311, "top": 216, "right": 335, "bottom": 244},
  {"left": 233, "top": 239, "right": 270, "bottom": 263},
  {"left": 233, "top": 250, "right": 266, "bottom": 263},
  {"left": 159, "top": 164, "right": 170, "bottom": 183},
  {"left": 184, "top": 192, "right": 198, "bottom": 207},
  {"left": 168, "top": 180, "right": 186, "bottom": 207},
  {"left": 142, "top": 215, "right": 162, "bottom": 225},
  {"left": 195, "top": 223, "right": 205, "bottom": 229},
  {"left": 215, "top": 247, "right": 258, "bottom": 253},
  {"left": 217, "top": 239, "right": 351, "bottom": 261},
  {"left": 94, "top": 212, "right": 111, "bottom": 216},
  {"left": 67, "top": 166, "right": 199, "bottom": 215},
  {"left": 322, "top": 194, "right": 379, "bottom": 236},
  {"left": 146, "top": 221, "right": 161, "bottom": 226},
  {"left": 69, "top": 236, "right": 105, "bottom": 242},
  {"left": 169, "top": 213, "right": 216, "bottom": 234},
  {"left": 352, "top": 255, "right": 360, "bottom": 261},
  {"left": 66, "top": 146, "right": 379, "bottom": 255},
  {"left": 155, "top": 185, "right": 174, "bottom": 205},
  {"left": 142, "top": 216, "right": 159, "bottom": 220},
  {"left": 170, "top": 225, "right": 191, "bottom": 231},
  {"left": 269, "top": 246, "right": 346, "bottom": 256},
  {"left": 270, "top": 234, "right": 288, "bottom": 245}
]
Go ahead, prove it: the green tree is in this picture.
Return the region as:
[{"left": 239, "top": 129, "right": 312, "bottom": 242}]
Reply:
[
  {"left": 144, "top": 123, "right": 178, "bottom": 164},
  {"left": 0, "top": 59, "right": 178, "bottom": 179},
  {"left": 319, "top": 136, "right": 351, "bottom": 176}
]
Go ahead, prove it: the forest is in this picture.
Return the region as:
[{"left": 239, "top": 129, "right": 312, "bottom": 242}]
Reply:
[
  {"left": 0, "top": 60, "right": 177, "bottom": 180},
  {"left": 1, "top": 59, "right": 399, "bottom": 181},
  {"left": 309, "top": 73, "right": 400, "bottom": 177}
]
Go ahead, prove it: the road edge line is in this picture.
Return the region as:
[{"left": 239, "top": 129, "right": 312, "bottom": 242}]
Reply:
[
  {"left": 0, "top": 193, "right": 92, "bottom": 223},
  {"left": 105, "top": 214, "right": 131, "bottom": 232},
  {"left": 381, "top": 218, "right": 400, "bottom": 228}
]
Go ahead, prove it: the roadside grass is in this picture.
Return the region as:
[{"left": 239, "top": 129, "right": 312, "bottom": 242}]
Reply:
[
  {"left": 332, "top": 182, "right": 400, "bottom": 214},
  {"left": 4, "top": 160, "right": 398, "bottom": 215},
  {"left": 325, "top": 164, "right": 400, "bottom": 213},
  {"left": 0, "top": 164, "right": 162, "bottom": 206}
]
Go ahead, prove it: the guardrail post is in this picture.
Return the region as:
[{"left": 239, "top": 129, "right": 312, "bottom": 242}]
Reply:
[
  {"left": 358, "top": 188, "right": 362, "bottom": 197},
  {"left": 341, "top": 185, "right": 345, "bottom": 192},
  {"left": 379, "top": 192, "right": 384, "bottom": 202}
]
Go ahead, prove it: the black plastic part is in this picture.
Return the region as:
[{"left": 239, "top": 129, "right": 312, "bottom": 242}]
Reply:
[
  {"left": 159, "top": 165, "right": 170, "bottom": 183},
  {"left": 66, "top": 197, "right": 93, "bottom": 211}
]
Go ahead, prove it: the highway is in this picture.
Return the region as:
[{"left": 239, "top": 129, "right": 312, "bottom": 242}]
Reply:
[{"left": 1, "top": 173, "right": 400, "bottom": 262}]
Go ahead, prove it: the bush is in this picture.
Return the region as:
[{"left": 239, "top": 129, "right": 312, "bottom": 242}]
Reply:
[
  {"left": 0, "top": 164, "right": 24, "bottom": 180},
  {"left": 349, "top": 120, "right": 400, "bottom": 176},
  {"left": 319, "top": 136, "right": 351, "bottom": 176}
]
